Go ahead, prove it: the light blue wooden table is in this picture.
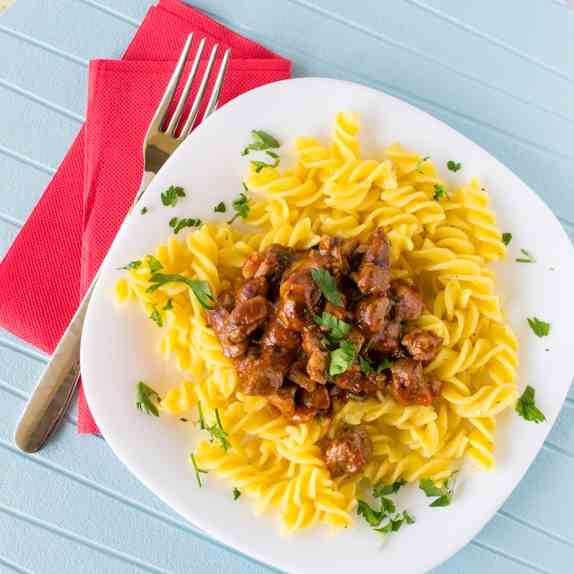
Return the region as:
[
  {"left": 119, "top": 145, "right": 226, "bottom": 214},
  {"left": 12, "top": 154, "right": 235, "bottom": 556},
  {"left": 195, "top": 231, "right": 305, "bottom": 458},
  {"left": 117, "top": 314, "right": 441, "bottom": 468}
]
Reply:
[{"left": 1, "top": 1, "right": 573, "bottom": 572}]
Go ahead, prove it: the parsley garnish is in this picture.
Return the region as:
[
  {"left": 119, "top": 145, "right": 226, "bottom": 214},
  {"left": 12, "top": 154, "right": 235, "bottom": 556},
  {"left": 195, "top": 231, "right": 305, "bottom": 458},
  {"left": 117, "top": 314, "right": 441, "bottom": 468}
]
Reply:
[
  {"left": 433, "top": 184, "right": 447, "bottom": 201},
  {"left": 214, "top": 201, "right": 226, "bottom": 213},
  {"left": 311, "top": 268, "right": 343, "bottom": 306},
  {"left": 516, "top": 249, "right": 535, "bottom": 263},
  {"left": 140, "top": 206, "right": 148, "bottom": 215},
  {"left": 314, "top": 311, "right": 351, "bottom": 340},
  {"left": 161, "top": 185, "right": 186, "bottom": 207},
  {"left": 378, "top": 358, "right": 394, "bottom": 372},
  {"left": 502, "top": 233, "right": 512, "bottom": 246},
  {"left": 516, "top": 385, "right": 546, "bottom": 423},
  {"left": 359, "top": 355, "right": 374, "bottom": 375},
  {"left": 146, "top": 255, "right": 163, "bottom": 273},
  {"left": 241, "top": 129, "right": 280, "bottom": 156},
  {"left": 206, "top": 409, "right": 231, "bottom": 452},
  {"left": 163, "top": 299, "right": 173, "bottom": 311},
  {"left": 329, "top": 340, "right": 356, "bottom": 377},
  {"left": 373, "top": 479, "right": 407, "bottom": 497},
  {"left": 149, "top": 307, "right": 163, "bottom": 327},
  {"left": 251, "top": 158, "right": 279, "bottom": 172},
  {"left": 169, "top": 217, "right": 201, "bottom": 234},
  {"left": 527, "top": 317, "right": 550, "bottom": 338},
  {"left": 227, "top": 192, "right": 250, "bottom": 224},
  {"left": 136, "top": 381, "right": 160, "bottom": 417},
  {"left": 420, "top": 475, "right": 456, "bottom": 507},
  {"left": 147, "top": 274, "right": 215, "bottom": 310},
  {"left": 375, "top": 511, "right": 415, "bottom": 536},
  {"left": 357, "top": 499, "right": 384, "bottom": 527},
  {"left": 119, "top": 260, "right": 142, "bottom": 271},
  {"left": 415, "top": 156, "right": 429, "bottom": 172},
  {"left": 447, "top": 160, "right": 462, "bottom": 172},
  {"left": 233, "top": 488, "right": 242, "bottom": 500},
  {"left": 190, "top": 453, "right": 208, "bottom": 487},
  {"left": 197, "top": 401, "right": 206, "bottom": 430}
]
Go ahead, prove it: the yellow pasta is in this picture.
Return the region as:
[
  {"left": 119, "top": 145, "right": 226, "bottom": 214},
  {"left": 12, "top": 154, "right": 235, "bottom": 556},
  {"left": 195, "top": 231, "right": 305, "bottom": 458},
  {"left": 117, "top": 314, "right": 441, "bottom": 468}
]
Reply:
[{"left": 116, "top": 112, "right": 518, "bottom": 533}]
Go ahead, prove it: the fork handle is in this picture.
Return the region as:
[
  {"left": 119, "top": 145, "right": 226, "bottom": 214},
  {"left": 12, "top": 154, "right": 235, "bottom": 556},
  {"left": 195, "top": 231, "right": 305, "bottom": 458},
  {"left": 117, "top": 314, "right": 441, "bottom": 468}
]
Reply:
[{"left": 14, "top": 171, "right": 155, "bottom": 452}]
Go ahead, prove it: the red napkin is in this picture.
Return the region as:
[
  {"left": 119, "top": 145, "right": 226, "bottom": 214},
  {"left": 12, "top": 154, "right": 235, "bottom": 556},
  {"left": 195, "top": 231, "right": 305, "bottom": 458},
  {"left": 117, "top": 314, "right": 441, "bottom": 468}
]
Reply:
[{"left": 0, "top": 0, "right": 291, "bottom": 434}]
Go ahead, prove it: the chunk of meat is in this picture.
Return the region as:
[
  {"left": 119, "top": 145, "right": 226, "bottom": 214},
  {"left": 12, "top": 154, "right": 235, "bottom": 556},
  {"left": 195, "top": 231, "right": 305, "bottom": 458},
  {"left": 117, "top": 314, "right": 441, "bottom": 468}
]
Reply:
[
  {"left": 333, "top": 364, "right": 381, "bottom": 396},
  {"left": 323, "top": 427, "right": 372, "bottom": 478},
  {"left": 288, "top": 361, "right": 317, "bottom": 392},
  {"left": 236, "top": 347, "right": 292, "bottom": 395},
  {"left": 324, "top": 300, "right": 350, "bottom": 322},
  {"left": 369, "top": 320, "right": 402, "bottom": 356},
  {"left": 291, "top": 406, "right": 318, "bottom": 423},
  {"left": 348, "top": 327, "right": 366, "bottom": 353},
  {"left": 280, "top": 267, "right": 321, "bottom": 309},
  {"left": 355, "top": 295, "right": 391, "bottom": 333},
  {"left": 402, "top": 329, "right": 443, "bottom": 363},
  {"left": 302, "top": 327, "right": 328, "bottom": 383},
  {"left": 206, "top": 307, "right": 247, "bottom": 358},
  {"left": 363, "top": 227, "right": 391, "bottom": 268},
  {"left": 302, "top": 386, "right": 331, "bottom": 410},
  {"left": 267, "top": 385, "right": 297, "bottom": 418},
  {"left": 235, "top": 276, "right": 268, "bottom": 303},
  {"left": 217, "top": 289, "right": 235, "bottom": 312},
  {"left": 242, "top": 244, "right": 293, "bottom": 281},
  {"left": 391, "top": 280, "right": 424, "bottom": 321},
  {"left": 390, "top": 358, "right": 441, "bottom": 406},
  {"left": 261, "top": 317, "right": 300, "bottom": 350},
  {"left": 276, "top": 298, "right": 307, "bottom": 331},
  {"left": 352, "top": 263, "right": 391, "bottom": 296},
  {"left": 317, "top": 236, "right": 356, "bottom": 276},
  {"left": 229, "top": 296, "right": 271, "bottom": 337}
]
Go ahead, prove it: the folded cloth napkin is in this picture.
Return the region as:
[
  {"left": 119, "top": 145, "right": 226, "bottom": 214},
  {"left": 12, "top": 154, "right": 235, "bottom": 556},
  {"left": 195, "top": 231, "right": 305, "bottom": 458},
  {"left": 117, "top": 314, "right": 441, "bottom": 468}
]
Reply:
[{"left": 0, "top": 0, "right": 291, "bottom": 433}]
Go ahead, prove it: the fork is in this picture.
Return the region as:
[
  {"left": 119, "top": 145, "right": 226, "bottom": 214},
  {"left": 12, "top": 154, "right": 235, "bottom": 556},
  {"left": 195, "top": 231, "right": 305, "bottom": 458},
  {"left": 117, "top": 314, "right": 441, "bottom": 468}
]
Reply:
[{"left": 14, "top": 34, "right": 231, "bottom": 453}]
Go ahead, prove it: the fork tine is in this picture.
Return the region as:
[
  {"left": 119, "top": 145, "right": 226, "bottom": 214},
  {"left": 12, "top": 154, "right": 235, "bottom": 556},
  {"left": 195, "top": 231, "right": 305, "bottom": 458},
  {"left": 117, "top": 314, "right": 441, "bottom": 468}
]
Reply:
[
  {"left": 148, "top": 33, "right": 194, "bottom": 133},
  {"left": 179, "top": 43, "right": 219, "bottom": 139},
  {"left": 166, "top": 37, "right": 206, "bottom": 136},
  {"left": 201, "top": 48, "right": 231, "bottom": 122}
]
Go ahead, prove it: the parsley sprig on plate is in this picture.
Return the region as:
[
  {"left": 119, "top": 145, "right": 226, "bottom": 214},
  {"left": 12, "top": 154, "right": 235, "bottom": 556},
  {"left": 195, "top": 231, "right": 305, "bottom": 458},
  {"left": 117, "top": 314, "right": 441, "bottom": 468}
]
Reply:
[
  {"left": 161, "top": 185, "right": 186, "bottom": 207},
  {"left": 311, "top": 268, "right": 344, "bottom": 306},
  {"left": 516, "top": 386, "right": 546, "bottom": 423},
  {"left": 135, "top": 381, "right": 161, "bottom": 417},
  {"left": 147, "top": 274, "right": 215, "bottom": 309},
  {"left": 419, "top": 474, "right": 457, "bottom": 507},
  {"left": 314, "top": 311, "right": 351, "bottom": 340}
]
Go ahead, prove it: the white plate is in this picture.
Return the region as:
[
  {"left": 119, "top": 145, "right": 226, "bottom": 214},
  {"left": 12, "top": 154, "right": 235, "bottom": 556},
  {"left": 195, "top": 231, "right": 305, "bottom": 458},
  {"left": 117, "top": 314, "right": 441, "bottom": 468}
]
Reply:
[{"left": 81, "top": 78, "right": 574, "bottom": 574}]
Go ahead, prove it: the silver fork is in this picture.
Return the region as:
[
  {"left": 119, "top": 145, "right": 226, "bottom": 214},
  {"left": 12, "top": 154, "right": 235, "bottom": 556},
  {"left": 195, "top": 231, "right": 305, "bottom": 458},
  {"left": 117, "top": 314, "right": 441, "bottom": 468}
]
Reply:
[{"left": 15, "top": 34, "right": 231, "bottom": 453}]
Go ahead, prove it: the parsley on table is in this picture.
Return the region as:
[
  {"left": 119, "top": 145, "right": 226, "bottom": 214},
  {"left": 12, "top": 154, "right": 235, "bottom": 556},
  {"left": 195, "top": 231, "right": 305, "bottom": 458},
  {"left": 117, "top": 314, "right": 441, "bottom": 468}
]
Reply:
[
  {"left": 119, "top": 260, "right": 142, "bottom": 271},
  {"left": 527, "top": 317, "right": 550, "bottom": 338},
  {"left": 329, "top": 340, "right": 356, "bottom": 377},
  {"left": 149, "top": 307, "right": 163, "bottom": 327},
  {"left": 502, "top": 233, "right": 512, "bottom": 246},
  {"left": 169, "top": 216, "right": 201, "bottom": 234},
  {"left": 241, "top": 129, "right": 280, "bottom": 156},
  {"left": 227, "top": 192, "right": 250, "bottom": 224},
  {"left": 146, "top": 255, "right": 163, "bottom": 273},
  {"left": 419, "top": 475, "right": 456, "bottom": 507},
  {"left": 516, "top": 385, "right": 546, "bottom": 423},
  {"left": 161, "top": 185, "right": 186, "bottom": 207},
  {"left": 314, "top": 311, "right": 351, "bottom": 340},
  {"left": 251, "top": 157, "right": 280, "bottom": 172},
  {"left": 190, "top": 453, "right": 208, "bottom": 487},
  {"left": 140, "top": 206, "right": 148, "bottom": 215},
  {"left": 136, "top": 381, "right": 161, "bottom": 417},
  {"left": 516, "top": 248, "right": 535, "bottom": 263},
  {"left": 214, "top": 201, "right": 226, "bottom": 213},
  {"left": 447, "top": 160, "right": 462, "bottom": 172},
  {"left": 311, "top": 268, "right": 344, "bottom": 306},
  {"left": 147, "top": 273, "right": 215, "bottom": 310},
  {"left": 233, "top": 488, "right": 242, "bottom": 500},
  {"left": 433, "top": 184, "right": 447, "bottom": 201}
]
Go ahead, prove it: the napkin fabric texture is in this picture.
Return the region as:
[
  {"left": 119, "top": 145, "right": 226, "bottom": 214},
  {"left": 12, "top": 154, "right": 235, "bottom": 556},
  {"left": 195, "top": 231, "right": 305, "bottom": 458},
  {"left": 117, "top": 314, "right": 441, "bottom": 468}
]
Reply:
[{"left": 0, "top": 0, "right": 291, "bottom": 433}]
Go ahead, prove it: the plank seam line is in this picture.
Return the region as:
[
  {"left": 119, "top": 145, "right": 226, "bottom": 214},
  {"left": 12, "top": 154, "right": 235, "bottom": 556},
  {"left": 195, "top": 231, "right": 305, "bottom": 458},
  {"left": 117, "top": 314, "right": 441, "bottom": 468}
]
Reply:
[
  {"left": 0, "top": 211, "right": 23, "bottom": 228},
  {"left": 470, "top": 539, "right": 552, "bottom": 574},
  {"left": 0, "top": 144, "right": 55, "bottom": 176},
  {"left": 0, "top": 24, "right": 88, "bottom": 68},
  {"left": 0, "top": 438, "right": 280, "bottom": 573},
  {"left": 0, "top": 336, "right": 49, "bottom": 364},
  {"left": 0, "top": 555, "right": 35, "bottom": 574},
  {"left": 499, "top": 509, "right": 574, "bottom": 551},
  {"left": 0, "top": 77, "right": 84, "bottom": 123},
  {"left": 403, "top": 0, "right": 574, "bottom": 83},
  {"left": 202, "top": 9, "right": 574, "bottom": 162},
  {"left": 75, "top": 0, "right": 141, "bottom": 27},
  {"left": 543, "top": 441, "right": 574, "bottom": 460},
  {"left": 0, "top": 503, "right": 174, "bottom": 574},
  {"left": 285, "top": 0, "right": 574, "bottom": 124}
]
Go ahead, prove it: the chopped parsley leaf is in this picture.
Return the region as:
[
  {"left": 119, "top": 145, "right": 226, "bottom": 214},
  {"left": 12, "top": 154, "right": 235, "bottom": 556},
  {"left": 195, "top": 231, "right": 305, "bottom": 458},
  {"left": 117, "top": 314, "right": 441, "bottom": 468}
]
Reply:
[
  {"left": 147, "top": 273, "right": 215, "bottom": 310},
  {"left": 149, "top": 307, "right": 163, "bottom": 327},
  {"left": 190, "top": 453, "right": 208, "bottom": 487},
  {"left": 377, "top": 358, "right": 394, "bottom": 373},
  {"left": 516, "top": 248, "right": 535, "bottom": 263},
  {"left": 163, "top": 299, "right": 173, "bottom": 311},
  {"left": 197, "top": 402, "right": 206, "bottom": 430},
  {"left": 251, "top": 157, "right": 279, "bottom": 172},
  {"left": 374, "top": 511, "right": 416, "bottom": 536},
  {"left": 373, "top": 479, "right": 407, "bottom": 497},
  {"left": 140, "top": 206, "right": 148, "bottom": 215},
  {"left": 527, "top": 317, "right": 550, "bottom": 338},
  {"left": 357, "top": 499, "right": 384, "bottom": 527},
  {"left": 447, "top": 160, "right": 462, "bottom": 172},
  {"left": 314, "top": 311, "right": 351, "bottom": 340},
  {"left": 119, "top": 260, "right": 142, "bottom": 271},
  {"left": 136, "top": 381, "right": 161, "bottom": 417},
  {"left": 433, "top": 184, "right": 447, "bottom": 201},
  {"left": 241, "top": 129, "right": 280, "bottom": 156},
  {"left": 214, "top": 201, "right": 227, "bottom": 213},
  {"left": 146, "top": 255, "right": 163, "bottom": 273},
  {"left": 233, "top": 488, "right": 242, "bottom": 500},
  {"left": 516, "top": 385, "right": 546, "bottom": 423},
  {"left": 419, "top": 475, "right": 456, "bottom": 507},
  {"left": 311, "top": 268, "right": 344, "bottom": 306},
  {"left": 502, "top": 233, "right": 512, "bottom": 246},
  {"left": 329, "top": 340, "right": 356, "bottom": 377},
  {"left": 227, "top": 192, "right": 250, "bottom": 224},
  {"left": 206, "top": 409, "right": 231, "bottom": 452},
  {"left": 415, "top": 156, "right": 430, "bottom": 172},
  {"left": 359, "top": 355, "right": 374, "bottom": 375},
  {"left": 169, "top": 216, "right": 202, "bottom": 234},
  {"left": 161, "top": 185, "right": 186, "bottom": 207}
]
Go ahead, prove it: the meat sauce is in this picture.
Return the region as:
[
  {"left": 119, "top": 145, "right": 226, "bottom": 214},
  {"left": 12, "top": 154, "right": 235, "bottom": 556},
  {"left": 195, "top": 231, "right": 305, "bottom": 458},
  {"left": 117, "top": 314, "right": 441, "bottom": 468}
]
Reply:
[{"left": 206, "top": 227, "right": 443, "bottom": 477}]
